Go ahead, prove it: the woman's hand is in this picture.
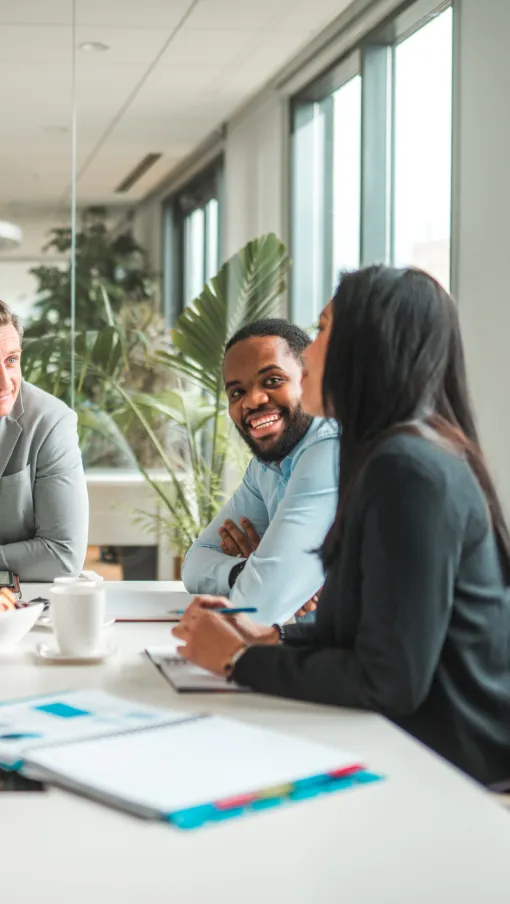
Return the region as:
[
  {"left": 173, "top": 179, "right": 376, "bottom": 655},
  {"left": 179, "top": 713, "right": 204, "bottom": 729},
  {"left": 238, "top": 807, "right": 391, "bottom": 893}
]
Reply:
[
  {"left": 172, "top": 596, "right": 279, "bottom": 675},
  {"left": 172, "top": 602, "right": 246, "bottom": 677},
  {"left": 181, "top": 596, "right": 279, "bottom": 646}
]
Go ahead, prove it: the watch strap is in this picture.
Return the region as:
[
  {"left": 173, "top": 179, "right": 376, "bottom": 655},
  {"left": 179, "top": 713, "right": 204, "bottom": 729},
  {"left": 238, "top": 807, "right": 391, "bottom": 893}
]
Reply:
[{"left": 228, "top": 560, "right": 246, "bottom": 588}]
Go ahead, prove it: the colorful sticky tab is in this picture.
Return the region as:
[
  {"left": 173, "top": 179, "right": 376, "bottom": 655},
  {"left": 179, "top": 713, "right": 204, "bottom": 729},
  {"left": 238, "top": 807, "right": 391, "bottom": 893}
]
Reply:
[
  {"left": 168, "top": 804, "right": 218, "bottom": 830},
  {"left": 215, "top": 792, "right": 257, "bottom": 810},
  {"left": 328, "top": 764, "right": 365, "bottom": 778},
  {"left": 164, "top": 768, "right": 384, "bottom": 830},
  {"left": 251, "top": 796, "right": 285, "bottom": 811},
  {"left": 322, "top": 775, "right": 357, "bottom": 794},
  {"left": 355, "top": 771, "right": 382, "bottom": 785},
  {"left": 257, "top": 783, "right": 293, "bottom": 800}
]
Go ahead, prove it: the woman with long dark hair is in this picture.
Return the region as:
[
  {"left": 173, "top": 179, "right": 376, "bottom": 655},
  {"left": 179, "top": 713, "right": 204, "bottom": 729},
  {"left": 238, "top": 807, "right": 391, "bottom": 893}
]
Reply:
[{"left": 174, "top": 266, "right": 510, "bottom": 786}]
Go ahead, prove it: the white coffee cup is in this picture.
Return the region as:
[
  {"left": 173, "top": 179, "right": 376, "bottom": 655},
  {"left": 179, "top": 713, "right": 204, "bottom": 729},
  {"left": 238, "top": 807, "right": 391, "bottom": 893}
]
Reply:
[
  {"left": 50, "top": 582, "right": 106, "bottom": 656},
  {"left": 53, "top": 571, "right": 104, "bottom": 586}
]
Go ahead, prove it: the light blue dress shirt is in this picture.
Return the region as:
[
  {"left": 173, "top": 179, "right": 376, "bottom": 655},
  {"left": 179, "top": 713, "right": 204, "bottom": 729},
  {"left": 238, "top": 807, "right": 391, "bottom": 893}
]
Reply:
[{"left": 181, "top": 418, "right": 339, "bottom": 625}]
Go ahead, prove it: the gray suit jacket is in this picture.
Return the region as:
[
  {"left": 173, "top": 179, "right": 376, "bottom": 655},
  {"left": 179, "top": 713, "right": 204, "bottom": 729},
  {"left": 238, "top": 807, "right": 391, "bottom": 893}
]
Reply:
[{"left": 0, "top": 381, "right": 89, "bottom": 581}]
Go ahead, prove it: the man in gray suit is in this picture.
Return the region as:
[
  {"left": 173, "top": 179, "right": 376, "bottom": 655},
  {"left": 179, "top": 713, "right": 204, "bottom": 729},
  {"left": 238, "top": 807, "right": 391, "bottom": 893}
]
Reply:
[{"left": 0, "top": 301, "right": 89, "bottom": 581}]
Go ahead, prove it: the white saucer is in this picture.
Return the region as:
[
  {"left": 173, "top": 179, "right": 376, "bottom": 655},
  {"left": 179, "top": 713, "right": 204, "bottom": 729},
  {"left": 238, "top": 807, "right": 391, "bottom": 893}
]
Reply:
[
  {"left": 37, "top": 615, "right": 115, "bottom": 630},
  {"left": 35, "top": 641, "right": 118, "bottom": 664}
]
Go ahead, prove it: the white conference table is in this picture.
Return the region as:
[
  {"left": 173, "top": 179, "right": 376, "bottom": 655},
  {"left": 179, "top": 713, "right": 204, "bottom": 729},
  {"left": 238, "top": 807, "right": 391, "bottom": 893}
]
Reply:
[{"left": 1, "top": 581, "right": 510, "bottom": 904}]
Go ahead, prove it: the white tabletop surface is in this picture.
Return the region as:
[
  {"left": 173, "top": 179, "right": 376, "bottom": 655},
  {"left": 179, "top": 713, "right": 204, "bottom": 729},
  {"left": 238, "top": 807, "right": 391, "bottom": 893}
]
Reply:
[{"left": 1, "top": 583, "right": 510, "bottom": 903}]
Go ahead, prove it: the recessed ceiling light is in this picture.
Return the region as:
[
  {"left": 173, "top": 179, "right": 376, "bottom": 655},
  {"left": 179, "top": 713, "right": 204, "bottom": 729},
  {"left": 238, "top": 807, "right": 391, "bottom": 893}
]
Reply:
[
  {"left": 79, "top": 41, "right": 110, "bottom": 52},
  {"left": 0, "top": 221, "right": 22, "bottom": 252}
]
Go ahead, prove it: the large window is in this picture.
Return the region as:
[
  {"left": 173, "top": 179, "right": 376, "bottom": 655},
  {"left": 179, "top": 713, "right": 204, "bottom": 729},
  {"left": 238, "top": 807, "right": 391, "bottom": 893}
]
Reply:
[
  {"left": 332, "top": 75, "right": 362, "bottom": 285},
  {"left": 393, "top": 6, "right": 453, "bottom": 288},
  {"left": 291, "top": 58, "right": 361, "bottom": 327},
  {"left": 291, "top": 1, "right": 453, "bottom": 324},
  {"left": 164, "top": 161, "right": 222, "bottom": 325}
]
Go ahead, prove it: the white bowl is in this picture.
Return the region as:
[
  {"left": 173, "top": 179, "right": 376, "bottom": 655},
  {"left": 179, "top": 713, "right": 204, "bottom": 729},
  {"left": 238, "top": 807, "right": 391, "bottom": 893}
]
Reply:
[{"left": 0, "top": 604, "right": 44, "bottom": 651}]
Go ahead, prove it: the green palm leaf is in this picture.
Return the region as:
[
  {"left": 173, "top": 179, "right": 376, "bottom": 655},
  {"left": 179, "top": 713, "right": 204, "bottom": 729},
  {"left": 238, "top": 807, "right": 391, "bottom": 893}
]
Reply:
[{"left": 158, "top": 233, "right": 289, "bottom": 395}]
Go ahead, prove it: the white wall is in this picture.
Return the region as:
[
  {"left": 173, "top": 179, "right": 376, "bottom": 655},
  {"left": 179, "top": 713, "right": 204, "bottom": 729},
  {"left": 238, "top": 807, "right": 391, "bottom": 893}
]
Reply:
[
  {"left": 455, "top": 0, "right": 510, "bottom": 512},
  {"left": 0, "top": 261, "right": 40, "bottom": 319},
  {"left": 131, "top": 197, "right": 163, "bottom": 276},
  {"left": 0, "top": 205, "right": 68, "bottom": 320},
  {"left": 224, "top": 92, "right": 288, "bottom": 260},
  {"left": 132, "top": 89, "right": 288, "bottom": 267},
  {"left": 130, "top": 92, "right": 289, "bottom": 314}
]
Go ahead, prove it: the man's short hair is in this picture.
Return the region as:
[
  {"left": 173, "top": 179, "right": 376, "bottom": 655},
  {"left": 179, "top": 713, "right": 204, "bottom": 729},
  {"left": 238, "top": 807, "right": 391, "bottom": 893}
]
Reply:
[
  {"left": 0, "top": 300, "right": 23, "bottom": 342},
  {"left": 225, "top": 318, "right": 310, "bottom": 363}
]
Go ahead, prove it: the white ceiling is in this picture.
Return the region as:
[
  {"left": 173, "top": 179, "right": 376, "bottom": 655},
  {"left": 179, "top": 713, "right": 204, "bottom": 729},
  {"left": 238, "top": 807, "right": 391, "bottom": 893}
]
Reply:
[{"left": 0, "top": 0, "right": 353, "bottom": 258}]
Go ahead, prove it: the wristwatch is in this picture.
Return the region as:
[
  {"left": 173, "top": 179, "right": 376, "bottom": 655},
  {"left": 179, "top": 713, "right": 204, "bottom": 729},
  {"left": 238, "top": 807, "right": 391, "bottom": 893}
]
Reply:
[
  {"left": 272, "top": 623, "right": 286, "bottom": 643},
  {"left": 228, "top": 560, "right": 246, "bottom": 588}
]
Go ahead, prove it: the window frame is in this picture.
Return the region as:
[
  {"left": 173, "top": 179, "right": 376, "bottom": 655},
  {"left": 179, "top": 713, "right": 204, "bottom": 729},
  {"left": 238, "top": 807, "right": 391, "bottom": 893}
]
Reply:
[
  {"left": 163, "top": 158, "right": 223, "bottom": 327},
  {"left": 289, "top": 0, "right": 454, "bottom": 322},
  {"left": 290, "top": 52, "right": 360, "bottom": 325},
  {"left": 363, "top": 0, "right": 453, "bottom": 277}
]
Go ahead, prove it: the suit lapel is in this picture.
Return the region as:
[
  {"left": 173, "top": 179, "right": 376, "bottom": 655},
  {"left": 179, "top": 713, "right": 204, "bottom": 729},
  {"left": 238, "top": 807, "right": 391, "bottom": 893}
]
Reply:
[{"left": 0, "top": 388, "right": 23, "bottom": 479}]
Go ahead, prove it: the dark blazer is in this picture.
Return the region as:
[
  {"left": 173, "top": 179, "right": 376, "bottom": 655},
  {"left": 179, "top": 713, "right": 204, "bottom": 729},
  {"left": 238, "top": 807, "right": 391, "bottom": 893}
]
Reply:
[{"left": 234, "top": 432, "right": 510, "bottom": 786}]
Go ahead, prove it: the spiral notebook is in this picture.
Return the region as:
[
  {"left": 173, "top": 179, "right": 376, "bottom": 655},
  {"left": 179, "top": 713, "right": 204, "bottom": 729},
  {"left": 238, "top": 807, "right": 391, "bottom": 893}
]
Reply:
[
  {"left": 24, "top": 714, "right": 380, "bottom": 828},
  {"left": 0, "top": 689, "right": 382, "bottom": 829},
  {"left": 146, "top": 647, "right": 249, "bottom": 693}
]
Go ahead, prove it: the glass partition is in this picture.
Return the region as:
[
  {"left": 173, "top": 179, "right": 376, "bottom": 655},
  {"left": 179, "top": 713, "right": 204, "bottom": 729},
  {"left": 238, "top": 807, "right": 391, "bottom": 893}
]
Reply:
[
  {"left": 0, "top": 8, "right": 173, "bottom": 581},
  {"left": 0, "top": 10, "right": 73, "bottom": 392},
  {"left": 70, "top": 15, "right": 225, "bottom": 581}
]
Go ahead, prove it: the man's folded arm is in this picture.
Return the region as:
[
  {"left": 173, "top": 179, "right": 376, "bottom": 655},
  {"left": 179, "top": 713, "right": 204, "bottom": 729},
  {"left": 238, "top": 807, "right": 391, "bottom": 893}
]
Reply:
[
  {"left": 181, "top": 463, "right": 269, "bottom": 595},
  {"left": 229, "top": 436, "right": 338, "bottom": 624}
]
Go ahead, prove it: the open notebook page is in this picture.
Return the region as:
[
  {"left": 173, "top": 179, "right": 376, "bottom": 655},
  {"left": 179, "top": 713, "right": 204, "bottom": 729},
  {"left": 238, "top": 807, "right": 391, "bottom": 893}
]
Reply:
[
  {"left": 146, "top": 647, "right": 249, "bottom": 693},
  {"left": 26, "top": 716, "right": 361, "bottom": 818}
]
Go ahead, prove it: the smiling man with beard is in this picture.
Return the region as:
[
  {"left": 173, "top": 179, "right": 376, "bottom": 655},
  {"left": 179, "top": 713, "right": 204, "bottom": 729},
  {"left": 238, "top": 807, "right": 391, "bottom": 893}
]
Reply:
[{"left": 181, "top": 319, "right": 339, "bottom": 625}]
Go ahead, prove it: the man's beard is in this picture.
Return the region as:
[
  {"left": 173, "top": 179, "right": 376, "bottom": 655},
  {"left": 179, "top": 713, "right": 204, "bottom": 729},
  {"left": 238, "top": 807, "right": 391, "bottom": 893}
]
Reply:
[{"left": 235, "top": 406, "right": 313, "bottom": 463}]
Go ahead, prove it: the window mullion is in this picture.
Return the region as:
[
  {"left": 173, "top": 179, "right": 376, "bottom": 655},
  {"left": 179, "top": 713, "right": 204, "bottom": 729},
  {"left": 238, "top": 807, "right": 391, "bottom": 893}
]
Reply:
[
  {"left": 320, "top": 95, "right": 335, "bottom": 306},
  {"left": 360, "top": 43, "right": 393, "bottom": 266}
]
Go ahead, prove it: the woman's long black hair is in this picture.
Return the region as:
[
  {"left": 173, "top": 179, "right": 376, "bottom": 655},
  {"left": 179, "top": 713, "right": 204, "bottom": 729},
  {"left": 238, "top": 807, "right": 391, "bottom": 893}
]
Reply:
[{"left": 321, "top": 265, "right": 510, "bottom": 581}]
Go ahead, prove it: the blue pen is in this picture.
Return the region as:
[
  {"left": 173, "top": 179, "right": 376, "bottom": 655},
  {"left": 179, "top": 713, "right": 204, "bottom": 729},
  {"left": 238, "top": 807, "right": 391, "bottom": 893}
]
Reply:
[{"left": 170, "top": 606, "right": 258, "bottom": 616}]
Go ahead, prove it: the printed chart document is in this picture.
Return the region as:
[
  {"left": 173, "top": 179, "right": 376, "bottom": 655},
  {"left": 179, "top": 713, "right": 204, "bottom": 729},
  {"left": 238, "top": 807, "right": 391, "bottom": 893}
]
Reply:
[
  {"left": 1, "top": 690, "right": 381, "bottom": 829},
  {"left": 0, "top": 690, "right": 185, "bottom": 769},
  {"left": 146, "top": 647, "right": 250, "bottom": 693}
]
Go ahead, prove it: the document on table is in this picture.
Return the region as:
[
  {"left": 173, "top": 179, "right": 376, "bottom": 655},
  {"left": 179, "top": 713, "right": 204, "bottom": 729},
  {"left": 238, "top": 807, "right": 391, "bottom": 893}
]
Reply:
[
  {"left": 105, "top": 588, "right": 194, "bottom": 621},
  {"left": 0, "top": 690, "right": 185, "bottom": 770},
  {"left": 146, "top": 647, "right": 250, "bottom": 693},
  {"left": 25, "top": 714, "right": 370, "bottom": 825}
]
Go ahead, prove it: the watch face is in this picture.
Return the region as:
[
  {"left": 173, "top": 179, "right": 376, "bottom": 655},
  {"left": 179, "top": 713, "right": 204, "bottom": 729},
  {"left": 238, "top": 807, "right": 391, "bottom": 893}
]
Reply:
[{"left": 0, "top": 571, "right": 11, "bottom": 585}]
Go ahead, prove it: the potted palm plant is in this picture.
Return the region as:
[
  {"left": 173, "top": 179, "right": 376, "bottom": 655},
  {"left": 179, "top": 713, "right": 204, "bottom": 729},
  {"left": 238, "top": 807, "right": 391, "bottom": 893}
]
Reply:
[{"left": 22, "top": 233, "right": 290, "bottom": 569}]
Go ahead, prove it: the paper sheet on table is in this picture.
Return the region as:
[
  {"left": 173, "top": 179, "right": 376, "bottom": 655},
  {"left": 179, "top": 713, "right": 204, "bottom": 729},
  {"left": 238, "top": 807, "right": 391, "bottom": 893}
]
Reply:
[
  {"left": 105, "top": 589, "right": 193, "bottom": 621},
  {"left": 146, "top": 647, "right": 250, "bottom": 693},
  {"left": 26, "top": 715, "right": 360, "bottom": 818},
  {"left": 0, "top": 690, "right": 183, "bottom": 768}
]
